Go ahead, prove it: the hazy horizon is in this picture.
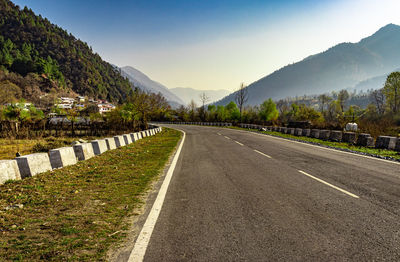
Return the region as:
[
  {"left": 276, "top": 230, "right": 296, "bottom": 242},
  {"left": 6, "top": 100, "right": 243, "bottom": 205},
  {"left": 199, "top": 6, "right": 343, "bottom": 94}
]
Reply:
[{"left": 12, "top": 0, "right": 400, "bottom": 91}]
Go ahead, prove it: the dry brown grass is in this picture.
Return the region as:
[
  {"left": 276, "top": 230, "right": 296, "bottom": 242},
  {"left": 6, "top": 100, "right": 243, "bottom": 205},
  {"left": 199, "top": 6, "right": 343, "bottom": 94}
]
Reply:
[
  {"left": 0, "top": 136, "right": 105, "bottom": 160},
  {"left": 0, "top": 128, "right": 181, "bottom": 261}
]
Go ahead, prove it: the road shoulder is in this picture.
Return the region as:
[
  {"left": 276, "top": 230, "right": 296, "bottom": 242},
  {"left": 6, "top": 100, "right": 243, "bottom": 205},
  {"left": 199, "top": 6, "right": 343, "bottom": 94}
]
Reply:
[{"left": 108, "top": 128, "right": 185, "bottom": 262}]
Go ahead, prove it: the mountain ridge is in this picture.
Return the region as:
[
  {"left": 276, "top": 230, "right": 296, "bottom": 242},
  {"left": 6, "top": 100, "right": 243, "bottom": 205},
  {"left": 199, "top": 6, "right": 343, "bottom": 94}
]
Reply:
[
  {"left": 0, "top": 0, "right": 132, "bottom": 103},
  {"left": 120, "top": 66, "right": 185, "bottom": 107},
  {"left": 215, "top": 23, "right": 400, "bottom": 106}
]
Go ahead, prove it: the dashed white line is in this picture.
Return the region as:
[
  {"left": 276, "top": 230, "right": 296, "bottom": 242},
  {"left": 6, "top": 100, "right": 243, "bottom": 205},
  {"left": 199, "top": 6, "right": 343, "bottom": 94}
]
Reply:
[
  {"left": 298, "top": 170, "right": 359, "bottom": 199},
  {"left": 217, "top": 133, "right": 221, "bottom": 135},
  {"left": 128, "top": 129, "right": 186, "bottom": 262},
  {"left": 224, "top": 136, "right": 231, "bottom": 140},
  {"left": 235, "top": 141, "right": 244, "bottom": 146},
  {"left": 233, "top": 129, "right": 400, "bottom": 166},
  {"left": 254, "top": 149, "right": 272, "bottom": 158}
]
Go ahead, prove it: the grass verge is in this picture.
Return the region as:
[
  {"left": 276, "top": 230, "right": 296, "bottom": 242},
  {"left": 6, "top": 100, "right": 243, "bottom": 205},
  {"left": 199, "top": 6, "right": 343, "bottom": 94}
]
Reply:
[
  {"left": 0, "top": 136, "right": 106, "bottom": 160},
  {"left": 0, "top": 128, "right": 181, "bottom": 261},
  {"left": 226, "top": 126, "right": 400, "bottom": 161}
]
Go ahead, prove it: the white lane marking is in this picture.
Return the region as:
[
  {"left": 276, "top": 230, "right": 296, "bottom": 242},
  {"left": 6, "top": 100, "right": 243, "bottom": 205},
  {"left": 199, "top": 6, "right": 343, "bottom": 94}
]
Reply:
[
  {"left": 224, "top": 136, "right": 231, "bottom": 140},
  {"left": 254, "top": 149, "right": 272, "bottom": 158},
  {"left": 233, "top": 129, "right": 400, "bottom": 166},
  {"left": 217, "top": 133, "right": 221, "bottom": 136},
  {"left": 235, "top": 141, "right": 244, "bottom": 146},
  {"left": 298, "top": 170, "right": 359, "bottom": 199},
  {"left": 128, "top": 129, "right": 186, "bottom": 262}
]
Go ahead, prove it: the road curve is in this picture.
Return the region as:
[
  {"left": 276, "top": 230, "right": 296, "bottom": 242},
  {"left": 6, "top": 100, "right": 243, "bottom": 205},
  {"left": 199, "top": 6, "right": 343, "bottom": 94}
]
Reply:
[{"left": 142, "top": 125, "right": 400, "bottom": 261}]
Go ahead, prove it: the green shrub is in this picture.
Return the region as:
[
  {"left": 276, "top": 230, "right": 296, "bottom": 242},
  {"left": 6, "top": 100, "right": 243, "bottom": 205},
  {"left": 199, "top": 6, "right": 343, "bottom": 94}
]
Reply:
[{"left": 32, "top": 140, "right": 66, "bottom": 152}]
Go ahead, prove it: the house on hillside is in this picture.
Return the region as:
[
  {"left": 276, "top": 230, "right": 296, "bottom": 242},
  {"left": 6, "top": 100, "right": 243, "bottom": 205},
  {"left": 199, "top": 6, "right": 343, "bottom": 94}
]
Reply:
[
  {"left": 77, "top": 96, "right": 85, "bottom": 102},
  {"left": 55, "top": 103, "right": 73, "bottom": 109},
  {"left": 75, "top": 104, "right": 85, "bottom": 110},
  {"left": 4, "top": 102, "right": 32, "bottom": 111},
  {"left": 98, "top": 103, "right": 116, "bottom": 114},
  {"left": 60, "top": 97, "right": 75, "bottom": 104},
  {"left": 55, "top": 97, "right": 76, "bottom": 110}
]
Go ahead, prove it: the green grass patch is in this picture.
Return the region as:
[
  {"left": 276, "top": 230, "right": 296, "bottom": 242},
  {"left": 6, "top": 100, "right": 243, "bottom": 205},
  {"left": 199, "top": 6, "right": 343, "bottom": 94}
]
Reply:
[
  {"left": 227, "top": 126, "right": 400, "bottom": 160},
  {"left": 0, "top": 128, "right": 181, "bottom": 261}
]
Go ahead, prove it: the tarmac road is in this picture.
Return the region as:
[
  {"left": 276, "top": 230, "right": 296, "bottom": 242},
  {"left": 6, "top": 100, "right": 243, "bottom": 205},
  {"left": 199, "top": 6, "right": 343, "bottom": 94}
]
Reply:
[{"left": 140, "top": 125, "right": 400, "bottom": 261}]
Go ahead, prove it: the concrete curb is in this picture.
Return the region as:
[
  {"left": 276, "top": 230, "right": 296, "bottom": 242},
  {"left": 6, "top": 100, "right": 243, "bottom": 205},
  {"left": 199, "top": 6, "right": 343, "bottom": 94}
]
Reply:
[
  {"left": 73, "top": 143, "right": 95, "bottom": 161},
  {"left": 16, "top": 153, "right": 52, "bottom": 179},
  {"left": 49, "top": 147, "right": 77, "bottom": 169},
  {"left": 105, "top": 137, "right": 117, "bottom": 150},
  {"left": 91, "top": 139, "right": 108, "bottom": 155},
  {"left": 1, "top": 126, "right": 162, "bottom": 185},
  {"left": 0, "top": 160, "right": 21, "bottom": 184}
]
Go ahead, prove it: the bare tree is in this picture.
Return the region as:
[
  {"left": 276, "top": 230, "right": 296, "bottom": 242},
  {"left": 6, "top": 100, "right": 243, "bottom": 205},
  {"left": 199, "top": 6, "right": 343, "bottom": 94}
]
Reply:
[
  {"left": 318, "top": 94, "right": 332, "bottom": 113},
  {"left": 337, "top": 89, "right": 349, "bottom": 112},
  {"left": 370, "top": 89, "right": 385, "bottom": 115},
  {"left": 188, "top": 99, "right": 197, "bottom": 121},
  {"left": 199, "top": 92, "right": 210, "bottom": 121},
  {"left": 276, "top": 99, "right": 289, "bottom": 114},
  {"left": 235, "top": 83, "right": 248, "bottom": 122}
]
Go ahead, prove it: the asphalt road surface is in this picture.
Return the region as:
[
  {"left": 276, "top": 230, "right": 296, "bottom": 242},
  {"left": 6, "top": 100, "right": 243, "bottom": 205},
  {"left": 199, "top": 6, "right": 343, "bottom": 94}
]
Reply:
[{"left": 141, "top": 125, "right": 400, "bottom": 261}]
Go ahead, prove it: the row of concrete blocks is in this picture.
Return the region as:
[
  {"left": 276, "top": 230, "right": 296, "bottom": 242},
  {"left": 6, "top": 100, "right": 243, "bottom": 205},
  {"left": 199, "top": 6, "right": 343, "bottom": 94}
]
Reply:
[
  {"left": 240, "top": 124, "right": 262, "bottom": 129},
  {"left": 164, "top": 121, "right": 232, "bottom": 127},
  {"left": 0, "top": 127, "right": 162, "bottom": 185},
  {"left": 239, "top": 124, "right": 400, "bottom": 151}
]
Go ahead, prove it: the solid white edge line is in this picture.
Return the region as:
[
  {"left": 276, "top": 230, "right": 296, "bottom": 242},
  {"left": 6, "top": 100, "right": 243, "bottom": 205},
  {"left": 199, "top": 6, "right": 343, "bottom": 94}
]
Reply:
[
  {"left": 235, "top": 141, "right": 244, "bottom": 146},
  {"left": 233, "top": 129, "right": 400, "bottom": 166},
  {"left": 128, "top": 129, "right": 186, "bottom": 262},
  {"left": 298, "top": 170, "right": 359, "bottom": 199}
]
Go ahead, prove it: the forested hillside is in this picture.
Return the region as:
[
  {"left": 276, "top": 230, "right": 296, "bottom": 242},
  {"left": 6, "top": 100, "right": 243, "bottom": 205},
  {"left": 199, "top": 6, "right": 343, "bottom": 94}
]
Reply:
[{"left": 0, "top": 0, "right": 132, "bottom": 104}]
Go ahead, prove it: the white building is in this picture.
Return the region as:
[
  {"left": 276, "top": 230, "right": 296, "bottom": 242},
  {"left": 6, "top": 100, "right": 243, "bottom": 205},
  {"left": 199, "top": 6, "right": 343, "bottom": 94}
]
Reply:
[
  {"left": 60, "top": 97, "right": 75, "bottom": 104},
  {"left": 55, "top": 103, "right": 73, "bottom": 109},
  {"left": 98, "top": 103, "right": 116, "bottom": 114},
  {"left": 77, "top": 96, "right": 85, "bottom": 102}
]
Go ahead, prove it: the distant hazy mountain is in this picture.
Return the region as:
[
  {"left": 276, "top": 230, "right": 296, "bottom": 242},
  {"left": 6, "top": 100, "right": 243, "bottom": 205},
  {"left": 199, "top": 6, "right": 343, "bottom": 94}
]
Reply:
[
  {"left": 169, "top": 87, "right": 231, "bottom": 105},
  {"left": 216, "top": 24, "right": 400, "bottom": 106},
  {"left": 120, "top": 66, "right": 185, "bottom": 107},
  {"left": 353, "top": 75, "right": 387, "bottom": 91},
  {"left": 352, "top": 67, "right": 399, "bottom": 91}
]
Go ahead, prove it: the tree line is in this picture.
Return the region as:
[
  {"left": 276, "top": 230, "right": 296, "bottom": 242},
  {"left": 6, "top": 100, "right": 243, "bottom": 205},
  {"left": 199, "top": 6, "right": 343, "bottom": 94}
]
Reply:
[
  {"left": 0, "top": 89, "right": 169, "bottom": 138},
  {"left": 164, "top": 72, "right": 400, "bottom": 137}
]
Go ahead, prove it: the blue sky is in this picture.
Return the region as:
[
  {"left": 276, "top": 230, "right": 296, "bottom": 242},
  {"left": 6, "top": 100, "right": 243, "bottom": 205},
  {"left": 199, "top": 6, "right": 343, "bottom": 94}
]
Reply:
[{"left": 12, "top": 0, "right": 400, "bottom": 92}]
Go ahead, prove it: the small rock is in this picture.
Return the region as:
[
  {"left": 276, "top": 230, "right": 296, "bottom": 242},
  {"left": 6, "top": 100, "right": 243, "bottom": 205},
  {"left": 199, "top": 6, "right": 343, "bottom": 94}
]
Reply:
[
  {"left": 5, "top": 204, "right": 24, "bottom": 211},
  {"left": 11, "top": 225, "right": 17, "bottom": 229},
  {"left": 15, "top": 204, "right": 24, "bottom": 209},
  {"left": 39, "top": 223, "right": 51, "bottom": 230}
]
